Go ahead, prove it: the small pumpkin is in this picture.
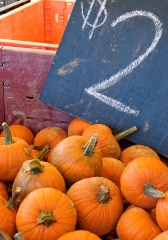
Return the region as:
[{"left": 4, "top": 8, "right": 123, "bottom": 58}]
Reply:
[
  {"left": 68, "top": 118, "right": 92, "bottom": 136},
  {"left": 120, "top": 144, "right": 160, "bottom": 165},
  {"left": 12, "top": 159, "right": 66, "bottom": 209},
  {"left": 116, "top": 206, "right": 162, "bottom": 240},
  {"left": 0, "top": 124, "right": 34, "bottom": 145},
  {"left": 0, "top": 122, "right": 34, "bottom": 181},
  {"left": 156, "top": 191, "right": 168, "bottom": 231},
  {"left": 58, "top": 230, "right": 101, "bottom": 240},
  {"left": 49, "top": 134, "right": 103, "bottom": 187},
  {"left": 67, "top": 177, "right": 123, "bottom": 236},
  {"left": 33, "top": 126, "right": 68, "bottom": 161},
  {"left": 120, "top": 156, "right": 168, "bottom": 209},
  {"left": 16, "top": 188, "right": 77, "bottom": 240}
]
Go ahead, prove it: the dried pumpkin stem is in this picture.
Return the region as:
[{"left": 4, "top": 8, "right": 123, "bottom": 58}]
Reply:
[
  {"left": 1, "top": 122, "right": 14, "bottom": 145},
  {"left": 114, "top": 126, "right": 137, "bottom": 141},
  {"left": 21, "top": 160, "right": 44, "bottom": 175},
  {"left": 37, "top": 210, "right": 56, "bottom": 227},
  {"left": 97, "top": 185, "right": 111, "bottom": 204},
  {"left": 82, "top": 133, "right": 98, "bottom": 157},
  {"left": 144, "top": 182, "right": 164, "bottom": 198},
  {"left": 4, "top": 187, "right": 21, "bottom": 209},
  {"left": 36, "top": 144, "right": 50, "bottom": 160},
  {"left": 14, "top": 232, "right": 25, "bottom": 240},
  {"left": 30, "top": 145, "right": 44, "bottom": 150},
  {"left": 0, "top": 230, "right": 12, "bottom": 240}
]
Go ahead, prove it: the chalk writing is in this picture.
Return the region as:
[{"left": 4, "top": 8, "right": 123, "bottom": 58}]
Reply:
[
  {"left": 85, "top": 10, "right": 163, "bottom": 116},
  {"left": 81, "top": 0, "right": 108, "bottom": 39}
]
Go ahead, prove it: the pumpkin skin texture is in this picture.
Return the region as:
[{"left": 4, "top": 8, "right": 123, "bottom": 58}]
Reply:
[
  {"left": 68, "top": 118, "right": 92, "bottom": 136},
  {"left": 82, "top": 124, "right": 121, "bottom": 159},
  {"left": 100, "top": 157, "right": 125, "bottom": 189},
  {"left": 33, "top": 126, "right": 68, "bottom": 161},
  {"left": 67, "top": 177, "right": 123, "bottom": 236},
  {"left": 16, "top": 188, "right": 77, "bottom": 240},
  {"left": 116, "top": 206, "right": 162, "bottom": 240},
  {"left": 156, "top": 191, "right": 168, "bottom": 231},
  {"left": 12, "top": 159, "right": 66, "bottom": 209},
  {"left": 49, "top": 134, "right": 103, "bottom": 187},
  {"left": 120, "top": 156, "right": 168, "bottom": 209},
  {"left": 58, "top": 230, "right": 101, "bottom": 240},
  {"left": 120, "top": 144, "right": 160, "bottom": 165},
  {"left": 0, "top": 181, "right": 9, "bottom": 200},
  {"left": 153, "top": 231, "right": 168, "bottom": 240},
  {"left": 0, "top": 122, "right": 34, "bottom": 181},
  {"left": 0, "top": 124, "right": 34, "bottom": 145}
]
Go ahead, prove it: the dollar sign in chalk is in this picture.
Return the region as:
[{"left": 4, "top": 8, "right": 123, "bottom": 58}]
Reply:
[{"left": 81, "top": 0, "right": 108, "bottom": 39}]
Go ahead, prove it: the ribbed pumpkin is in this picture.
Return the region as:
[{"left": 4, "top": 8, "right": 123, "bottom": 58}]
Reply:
[
  {"left": 33, "top": 126, "right": 68, "bottom": 161},
  {"left": 12, "top": 159, "right": 66, "bottom": 209},
  {"left": 120, "top": 144, "right": 160, "bottom": 165},
  {"left": 0, "top": 124, "right": 34, "bottom": 145},
  {"left": 116, "top": 206, "right": 162, "bottom": 240},
  {"left": 16, "top": 188, "right": 77, "bottom": 240},
  {"left": 49, "top": 134, "right": 103, "bottom": 187},
  {"left": 120, "top": 156, "right": 168, "bottom": 209},
  {"left": 100, "top": 157, "right": 125, "bottom": 189},
  {"left": 156, "top": 191, "right": 168, "bottom": 231},
  {"left": 67, "top": 177, "right": 123, "bottom": 236},
  {"left": 68, "top": 118, "right": 92, "bottom": 136},
  {"left": 58, "top": 230, "right": 101, "bottom": 240},
  {"left": 0, "top": 187, "right": 21, "bottom": 238},
  {"left": 0, "top": 122, "right": 34, "bottom": 181}
]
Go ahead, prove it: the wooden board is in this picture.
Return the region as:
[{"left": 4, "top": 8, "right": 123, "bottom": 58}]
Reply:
[{"left": 40, "top": 0, "right": 168, "bottom": 157}]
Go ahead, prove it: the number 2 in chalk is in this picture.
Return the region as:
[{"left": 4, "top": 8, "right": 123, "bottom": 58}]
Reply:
[{"left": 85, "top": 11, "right": 163, "bottom": 116}]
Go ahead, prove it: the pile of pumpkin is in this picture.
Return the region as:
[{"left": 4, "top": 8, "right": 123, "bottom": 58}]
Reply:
[{"left": 0, "top": 118, "right": 168, "bottom": 240}]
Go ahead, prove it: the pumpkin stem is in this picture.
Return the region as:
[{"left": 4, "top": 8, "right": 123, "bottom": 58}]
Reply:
[
  {"left": 82, "top": 133, "right": 98, "bottom": 157},
  {"left": 14, "top": 232, "right": 25, "bottom": 240},
  {"left": 30, "top": 145, "right": 44, "bottom": 150},
  {"left": 1, "top": 122, "right": 14, "bottom": 145},
  {"left": 4, "top": 187, "right": 21, "bottom": 209},
  {"left": 21, "top": 159, "right": 44, "bottom": 175},
  {"left": 36, "top": 144, "right": 50, "bottom": 160},
  {"left": 114, "top": 126, "right": 137, "bottom": 141},
  {"left": 144, "top": 182, "right": 164, "bottom": 198},
  {"left": 37, "top": 210, "right": 56, "bottom": 227},
  {"left": 97, "top": 185, "right": 111, "bottom": 204},
  {"left": 0, "top": 230, "right": 12, "bottom": 240}
]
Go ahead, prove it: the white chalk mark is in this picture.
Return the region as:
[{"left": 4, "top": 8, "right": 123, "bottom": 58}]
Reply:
[
  {"left": 81, "top": 0, "right": 108, "bottom": 39},
  {"left": 85, "top": 11, "right": 163, "bottom": 116}
]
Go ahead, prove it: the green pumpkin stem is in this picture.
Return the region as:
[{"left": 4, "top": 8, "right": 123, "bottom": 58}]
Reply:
[
  {"left": 21, "top": 160, "right": 44, "bottom": 175},
  {"left": 144, "top": 182, "right": 164, "bottom": 198},
  {"left": 14, "top": 232, "right": 25, "bottom": 240},
  {"left": 1, "top": 122, "right": 14, "bottom": 145},
  {"left": 97, "top": 185, "right": 111, "bottom": 204},
  {"left": 36, "top": 144, "right": 50, "bottom": 160},
  {"left": 37, "top": 210, "right": 56, "bottom": 227},
  {"left": 4, "top": 187, "right": 21, "bottom": 209},
  {"left": 114, "top": 126, "right": 137, "bottom": 141},
  {"left": 82, "top": 133, "right": 98, "bottom": 157}
]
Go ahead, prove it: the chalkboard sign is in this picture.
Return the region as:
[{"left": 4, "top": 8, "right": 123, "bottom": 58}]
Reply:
[{"left": 40, "top": 0, "right": 168, "bottom": 157}]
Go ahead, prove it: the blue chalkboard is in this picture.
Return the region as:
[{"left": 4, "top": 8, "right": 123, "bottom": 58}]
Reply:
[{"left": 40, "top": 0, "right": 168, "bottom": 157}]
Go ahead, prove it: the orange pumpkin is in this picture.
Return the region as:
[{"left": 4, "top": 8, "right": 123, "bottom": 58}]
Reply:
[
  {"left": 156, "top": 191, "right": 168, "bottom": 231},
  {"left": 12, "top": 159, "right": 66, "bottom": 209},
  {"left": 120, "top": 156, "right": 168, "bottom": 209},
  {"left": 49, "top": 134, "right": 103, "bottom": 187},
  {"left": 153, "top": 231, "right": 168, "bottom": 240},
  {"left": 116, "top": 206, "right": 162, "bottom": 240},
  {"left": 100, "top": 157, "right": 125, "bottom": 189},
  {"left": 67, "top": 177, "right": 123, "bottom": 236},
  {"left": 0, "top": 181, "right": 9, "bottom": 200},
  {"left": 16, "top": 188, "right": 77, "bottom": 240},
  {"left": 33, "top": 126, "right": 68, "bottom": 161},
  {"left": 58, "top": 230, "right": 101, "bottom": 240},
  {"left": 120, "top": 144, "right": 160, "bottom": 165},
  {"left": 68, "top": 118, "right": 92, "bottom": 136},
  {"left": 0, "top": 122, "right": 34, "bottom": 181},
  {"left": 0, "top": 124, "right": 34, "bottom": 145}
]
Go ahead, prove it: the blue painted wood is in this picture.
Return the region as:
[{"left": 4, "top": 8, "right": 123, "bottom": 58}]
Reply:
[{"left": 40, "top": 0, "right": 168, "bottom": 157}]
